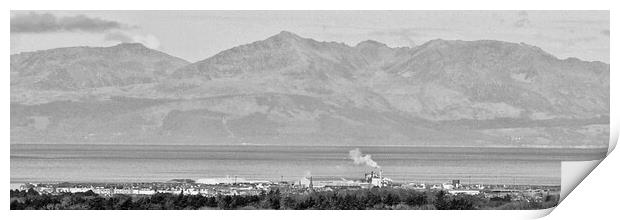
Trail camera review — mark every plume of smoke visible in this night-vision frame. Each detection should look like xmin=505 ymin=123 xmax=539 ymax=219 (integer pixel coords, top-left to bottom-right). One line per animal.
xmin=348 ymin=148 xmax=380 ymax=169
xmin=299 ymin=170 xmax=313 ymax=184
xmin=303 ymin=170 xmax=312 ymax=178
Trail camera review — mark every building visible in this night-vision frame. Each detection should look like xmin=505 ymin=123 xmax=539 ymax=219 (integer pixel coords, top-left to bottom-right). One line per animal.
xmin=452 ymin=180 xmax=461 ymax=188
xmin=448 ymin=190 xmax=480 ymax=195
xmin=113 ymin=188 xmax=134 ymax=195
xmin=442 ymin=183 xmax=455 ymax=190
xmin=69 ymin=187 xmax=92 ymax=193
xmin=364 ymin=170 xmax=392 ymax=188
xmin=136 ymin=189 xmax=156 ymax=195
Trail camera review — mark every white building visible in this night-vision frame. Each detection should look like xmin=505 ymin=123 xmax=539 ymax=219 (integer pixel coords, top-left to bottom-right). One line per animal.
xmin=365 ymin=170 xmax=391 ymax=188
xmin=69 ymin=187 xmax=93 ymax=193
xmin=136 ymin=189 xmax=156 ymax=195
xmin=448 ymin=190 xmax=480 ymax=195
xmin=113 ymin=188 xmax=134 ymax=195
xmin=442 ymin=183 xmax=455 ymax=190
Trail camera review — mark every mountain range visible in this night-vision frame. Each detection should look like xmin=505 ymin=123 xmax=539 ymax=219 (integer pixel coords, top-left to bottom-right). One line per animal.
xmin=10 ymin=31 xmax=610 ymax=147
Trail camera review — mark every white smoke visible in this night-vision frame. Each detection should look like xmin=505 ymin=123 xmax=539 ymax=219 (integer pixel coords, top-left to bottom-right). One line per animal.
xmin=299 ymin=170 xmax=313 ymax=186
xmin=348 ymin=148 xmax=380 ymax=169
xmin=303 ymin=170 xmax=312 ymax=178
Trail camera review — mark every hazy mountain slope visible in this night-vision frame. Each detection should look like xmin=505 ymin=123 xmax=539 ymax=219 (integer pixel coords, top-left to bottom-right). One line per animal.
xmin=173 ymin=31 xmax=370 ymax=81
xmin=368 ymin=39 xmax=609 ymax=121
xmin=9 ymin=32 xmax=610 ymax=147
xmin=11 ymin=43 xmax=190 ymax=90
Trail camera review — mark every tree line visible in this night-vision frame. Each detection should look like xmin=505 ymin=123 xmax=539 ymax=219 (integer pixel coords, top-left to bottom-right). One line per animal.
xmin=10 ymin=188 xmax=558 ymax=210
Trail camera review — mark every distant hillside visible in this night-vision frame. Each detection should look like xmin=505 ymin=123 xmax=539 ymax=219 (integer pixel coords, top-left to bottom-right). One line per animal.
xmin=11 ymin=43 xmax=189 ymax=90
xmin=172 ymin=31 xmax=372 ymax=81
xmin=10 ymin=32 xmax=610 ymax=147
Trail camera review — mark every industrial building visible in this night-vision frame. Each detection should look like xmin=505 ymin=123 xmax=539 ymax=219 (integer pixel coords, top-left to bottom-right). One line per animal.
xmin=363 ymin=170 xmax=392 ymax=188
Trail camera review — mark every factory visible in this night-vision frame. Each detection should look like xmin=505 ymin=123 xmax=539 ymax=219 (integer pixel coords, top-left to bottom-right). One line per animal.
xmin=362 ymin=170 xmax=392 ymax=188
xmin=295 ymin=170 xmax=393 ymax=190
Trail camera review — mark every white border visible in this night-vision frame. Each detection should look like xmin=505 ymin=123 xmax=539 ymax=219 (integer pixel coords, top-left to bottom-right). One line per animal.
xmin=3 ymin=0 xmax=617 ymax=10
xmin=3 ymin=1 xmax=617 ymax=219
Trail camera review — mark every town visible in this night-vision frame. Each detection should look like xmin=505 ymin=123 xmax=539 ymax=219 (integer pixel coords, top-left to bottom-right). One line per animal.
xmin=13 ymin=170 xmax=559 ymax=205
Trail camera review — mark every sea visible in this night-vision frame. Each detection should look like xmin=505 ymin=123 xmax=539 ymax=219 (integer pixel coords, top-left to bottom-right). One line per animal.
xmin=10 ymin=144 xmax=608 ymax=186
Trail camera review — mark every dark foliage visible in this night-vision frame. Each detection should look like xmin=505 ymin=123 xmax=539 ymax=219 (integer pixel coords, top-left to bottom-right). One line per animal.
xmin=9 ymin=188 xmax=558 ymax=210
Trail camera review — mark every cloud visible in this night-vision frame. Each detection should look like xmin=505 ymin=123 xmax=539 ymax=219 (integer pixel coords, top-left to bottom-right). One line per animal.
xmin=11 ymin=12 xmax=131 ymax=33
xmin=601 ymin=29 xmax=610 ymax=37
xmin=104 ymin=31 xmax=161 ymax=49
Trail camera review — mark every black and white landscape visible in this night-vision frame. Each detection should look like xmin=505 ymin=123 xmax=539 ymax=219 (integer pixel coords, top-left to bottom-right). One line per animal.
xmin=9 ymin=11 xmax=610 ymax=210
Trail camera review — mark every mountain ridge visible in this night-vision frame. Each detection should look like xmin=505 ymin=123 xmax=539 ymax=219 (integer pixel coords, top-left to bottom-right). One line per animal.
xmin=10 ymin=31 xmax=610 ymax=147
xmin=11 ymin=43 xmax=190 ymax=90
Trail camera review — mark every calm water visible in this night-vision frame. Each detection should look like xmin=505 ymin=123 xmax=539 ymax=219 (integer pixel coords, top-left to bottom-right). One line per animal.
xmin=10 ymin=144 xmax=607 ymax=185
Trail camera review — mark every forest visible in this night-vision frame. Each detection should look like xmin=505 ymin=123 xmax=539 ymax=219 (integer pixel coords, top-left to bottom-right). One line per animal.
xmin=10 ymin=188 xmax=558 ymax=210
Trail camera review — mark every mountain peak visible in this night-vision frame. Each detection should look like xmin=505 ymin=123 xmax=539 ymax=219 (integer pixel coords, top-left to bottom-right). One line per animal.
xmin=112 ymin=42 xmax=150 ymax=50
xmin=269 ymin=31 xmax=303 ymax=41
xmin=116 ymin=42 xmax=145 ymax=46
xmin=415 ymin=39 xmax=557 ymax=59
xmin=11 ymin=33 xmax=610 ymax=146
xmin=422 ymin=38 xmax=451 ymax=47
xmin=356 ymin=40 xmax=388 ymax=48
xmin=11 ymin=42 xmax=189 ymax=90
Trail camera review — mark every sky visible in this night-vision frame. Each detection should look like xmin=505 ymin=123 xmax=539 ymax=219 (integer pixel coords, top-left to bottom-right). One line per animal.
xmin=10 ymin=11 xmax=610 ymax=63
